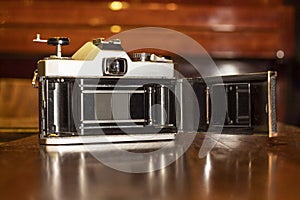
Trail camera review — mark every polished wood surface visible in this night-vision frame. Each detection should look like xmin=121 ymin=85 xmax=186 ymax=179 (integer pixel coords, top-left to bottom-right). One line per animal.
xmin=0 ymin=1 xmax=294 ymax=58
xmin=0 ymin=123 xmax=300 ymax=200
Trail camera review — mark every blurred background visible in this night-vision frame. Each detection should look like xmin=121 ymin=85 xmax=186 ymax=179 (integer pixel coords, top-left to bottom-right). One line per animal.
xmin=0 ymin=0 xmax=299 ymax=130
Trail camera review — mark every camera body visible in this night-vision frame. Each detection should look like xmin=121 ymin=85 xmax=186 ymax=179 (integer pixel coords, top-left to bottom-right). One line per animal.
xmin=34 ymin=36 xmax=277 ymax=145
xmin=36 ymin=38 xmax=178 ymax=144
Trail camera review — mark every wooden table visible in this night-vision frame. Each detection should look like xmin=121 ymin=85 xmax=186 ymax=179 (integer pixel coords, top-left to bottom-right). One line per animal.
xmin=1 ymin=123 xmax=300 ymax=200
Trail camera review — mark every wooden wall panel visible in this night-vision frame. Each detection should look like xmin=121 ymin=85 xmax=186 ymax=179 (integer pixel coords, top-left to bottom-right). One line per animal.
xmin=0 ymin=2 xmax=294 ymax=58
xmin=0 ymin=0 xmax=294 ymax=126
xmin=0 ymin=27 xmax=283 ymax=58
xmin=0 ymin=0 xmax=285 ymax=6
xmin=0 ymin=3 xmax=284 ymax=28
xmin=0 ymin=78 xmax=38 ymax=128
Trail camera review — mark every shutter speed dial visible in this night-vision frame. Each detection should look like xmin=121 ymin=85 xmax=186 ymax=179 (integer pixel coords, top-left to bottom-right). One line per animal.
xmin=131 ymin=53 xmax=173 ymax=63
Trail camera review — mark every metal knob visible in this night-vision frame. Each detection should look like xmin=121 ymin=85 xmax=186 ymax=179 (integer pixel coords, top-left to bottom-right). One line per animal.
xmin=131 ymin=53 xmax=151 ymax=62
xmin=47 ymin=37 xmax=69 ymax=46
xmin=47 ymin=37 xmax=69 ymax=58
xmin=33 ymin=34 xmax=70 ymax=58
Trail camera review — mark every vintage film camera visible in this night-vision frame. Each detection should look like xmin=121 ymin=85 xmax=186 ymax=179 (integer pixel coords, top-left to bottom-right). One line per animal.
xmin=32 ymin=35 xmax=277 ymax=145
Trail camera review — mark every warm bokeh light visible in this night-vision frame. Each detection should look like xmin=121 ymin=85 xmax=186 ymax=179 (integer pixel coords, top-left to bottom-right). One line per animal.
xmin=110 ymin=25 xmax=122 ymax=33
xmin=166 ymin=3 xmax=178 ymax=11
xmin=108 ymin=1 xmax=129 ymax=11
xmin=276 ymin=50 xmax=285 ymax=59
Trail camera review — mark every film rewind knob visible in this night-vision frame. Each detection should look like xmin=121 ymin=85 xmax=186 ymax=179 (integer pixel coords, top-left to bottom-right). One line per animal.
xmin=47 ymin=37 xmax=69 ymax=58
xmin=33 ymin=34 xmax=70 ymax=58
xmin=47 ymin=37 xmax=70 ymax=46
